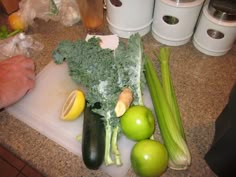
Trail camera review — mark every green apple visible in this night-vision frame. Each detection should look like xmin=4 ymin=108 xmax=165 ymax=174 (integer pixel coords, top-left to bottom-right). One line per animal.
xmin=120 ymin=105 xmax=155 ymax=141
xmin=131 ymin=139 xmax=169 ymax=177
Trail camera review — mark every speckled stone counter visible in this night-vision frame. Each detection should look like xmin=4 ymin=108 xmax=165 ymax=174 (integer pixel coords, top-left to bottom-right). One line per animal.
xmin=0 ymin=18 xmax=235 ymax=177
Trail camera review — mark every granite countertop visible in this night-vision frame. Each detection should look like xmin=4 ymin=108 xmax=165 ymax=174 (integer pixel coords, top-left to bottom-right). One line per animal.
xmin=0 ymin=18 xmax=235 ymax=177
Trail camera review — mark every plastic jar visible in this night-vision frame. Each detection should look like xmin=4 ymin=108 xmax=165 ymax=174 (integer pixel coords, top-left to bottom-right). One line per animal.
xmin=106 ymin=0 xmax=155 ymax=38
xmin=152 ymin=0 xmax=205 ymax=46
xmin=193 ymin=3 xmax=236 ymax=56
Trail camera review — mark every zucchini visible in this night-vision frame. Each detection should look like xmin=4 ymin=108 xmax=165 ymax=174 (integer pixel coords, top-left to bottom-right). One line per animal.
xmin=82 ymin=102 xmax=105 ymax=170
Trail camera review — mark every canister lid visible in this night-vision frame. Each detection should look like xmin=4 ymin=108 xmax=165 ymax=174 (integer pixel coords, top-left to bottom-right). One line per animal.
xmin=208 ymin=0 xmax=236 ymax=21
xmin=169 ymin=0 xmax=196 ymax=2
xmin=164 ymin=0 xmax=205 ymax=7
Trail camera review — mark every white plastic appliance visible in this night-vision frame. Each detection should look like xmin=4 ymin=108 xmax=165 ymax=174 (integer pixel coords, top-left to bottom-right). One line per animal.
xmin=193 ymin=3 xmax=236 ymax=56
xmin=106 ymin=0 xmax=155 ymax=38
xmin=152 ymin=0 xmax=205 ymax=46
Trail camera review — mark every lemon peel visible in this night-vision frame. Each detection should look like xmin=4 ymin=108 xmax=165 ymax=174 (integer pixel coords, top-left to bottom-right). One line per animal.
xmin=61 ymin=90 xmax=85 ymax=121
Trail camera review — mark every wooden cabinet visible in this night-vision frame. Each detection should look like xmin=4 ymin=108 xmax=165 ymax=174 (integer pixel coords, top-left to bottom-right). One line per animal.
xmin=0 ymin=0 xmax=21 ymax=14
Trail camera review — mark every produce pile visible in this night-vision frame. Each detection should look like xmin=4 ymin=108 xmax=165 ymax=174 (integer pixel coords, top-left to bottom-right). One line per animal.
xmin=52 ymin=34 xmax=191 ymax=177
xmin=53 ymin=34 xmax=146 ymax=166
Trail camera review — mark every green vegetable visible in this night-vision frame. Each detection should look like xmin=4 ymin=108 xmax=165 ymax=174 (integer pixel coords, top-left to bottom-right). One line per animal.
xmin=0 ymin=25 xmax=22 ymax=40
xmin=154 ymin=48 xmax=185 ymax=139
xmin=49 ymin=0 xmax=59 ymax=15
xmin=82 ymin=103 xmax=105 ymax=170
xmin=144 ymin=48 xmax=191 ymax=170
xmin=114 ymin=34 xmax=145 ymax=105
xmin=52 ymin=34 xmax=145 ymax=166
xmin=0 ymin=26 xmax=8 ymax=39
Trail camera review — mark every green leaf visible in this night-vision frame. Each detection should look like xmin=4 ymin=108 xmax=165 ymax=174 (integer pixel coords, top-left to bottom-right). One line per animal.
xmin=0 ymin=25 xmax=8 ymax=39
xmin=0 ymin=25 xmax=8 ymax=33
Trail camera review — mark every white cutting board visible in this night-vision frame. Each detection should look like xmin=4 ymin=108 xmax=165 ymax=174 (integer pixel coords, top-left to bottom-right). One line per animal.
xmin=6 ymin=36 xmax=155 ymax=177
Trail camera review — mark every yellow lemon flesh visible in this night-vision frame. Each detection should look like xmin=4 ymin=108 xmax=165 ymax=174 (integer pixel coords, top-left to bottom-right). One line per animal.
xmin=8 ymin=12 xmax=25 ymax=31
xmin=61 ymin=90 xmax=85 ymax=121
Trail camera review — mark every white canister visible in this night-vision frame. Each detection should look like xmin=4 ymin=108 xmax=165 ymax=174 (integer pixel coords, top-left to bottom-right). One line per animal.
xmin=152 ymin=0 xmax=205 ymax=46
xmin=106 ymin=0 xmax=155 ymax=38
xmin=193 ymin=5 xmax=236 ymax=56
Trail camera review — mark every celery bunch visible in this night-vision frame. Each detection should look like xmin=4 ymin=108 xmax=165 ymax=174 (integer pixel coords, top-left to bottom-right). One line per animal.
xmin=144 ymin=47 xmax=191 ymax=170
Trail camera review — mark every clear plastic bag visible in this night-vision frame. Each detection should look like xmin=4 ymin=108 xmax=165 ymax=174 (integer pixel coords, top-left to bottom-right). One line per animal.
xmin=18 ymin=0 xmax=80 ymax=29
xmin=58 ymin=0 xmax=81 ymax=26
xmin=0 ymin=33 xmax=44 ymax=60
xmin=18 ymin=0 xmax=59 ymax=29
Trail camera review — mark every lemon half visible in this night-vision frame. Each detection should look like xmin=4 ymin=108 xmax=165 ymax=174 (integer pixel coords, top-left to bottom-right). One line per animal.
xmin=61 ymin=90 xmax=85 ymax=121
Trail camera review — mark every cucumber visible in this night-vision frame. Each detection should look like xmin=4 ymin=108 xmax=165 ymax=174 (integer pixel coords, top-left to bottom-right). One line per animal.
xmin=82 ymin=102 xmax=105 ymax=170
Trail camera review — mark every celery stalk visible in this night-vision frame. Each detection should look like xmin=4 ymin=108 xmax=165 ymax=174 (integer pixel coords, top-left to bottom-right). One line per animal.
xmin=155 ymin=48 xmax=185 ymax=139
xmin=144 ymin=55 xmax=191 ymax=170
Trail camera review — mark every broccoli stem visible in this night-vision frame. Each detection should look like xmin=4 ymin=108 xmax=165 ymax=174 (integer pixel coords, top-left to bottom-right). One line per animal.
xmin=104 ymin=112 xmax=114 ymax=166
xmin=111 ymin=125 xmax=122 ymax=166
